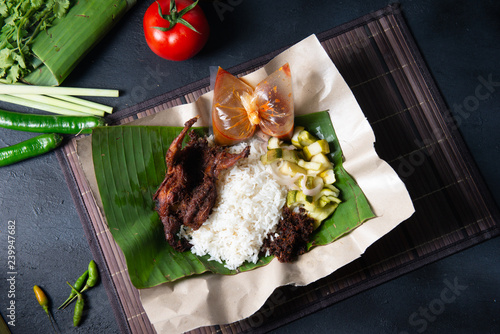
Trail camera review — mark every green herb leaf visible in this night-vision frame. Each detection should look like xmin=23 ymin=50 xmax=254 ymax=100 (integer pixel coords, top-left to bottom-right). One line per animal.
xmin=52 ymin=0 xmax=70 ymax=18
xmin=0 ymin=3 xmax=9 ymax=18
xmin=31 ymin=0 xmax=45 ymax=9
xmin=0 ymin=48 xmax=15 ymax=68
xmin=6 ymin=64 xmax=20 ymax=83
xmin=0 ymin=0 xmax=73 ymax=83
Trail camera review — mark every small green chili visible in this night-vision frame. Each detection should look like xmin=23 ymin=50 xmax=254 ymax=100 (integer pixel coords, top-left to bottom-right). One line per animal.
xmin=62 ymin=260 xmax=99 ymax=309
xmin=66 ymin=282 xmax=84 ymax=327
xmin=84 ymin=260 xmax=99 ymax=289
xmin=58 ymin=270 xmax=88 ymax=309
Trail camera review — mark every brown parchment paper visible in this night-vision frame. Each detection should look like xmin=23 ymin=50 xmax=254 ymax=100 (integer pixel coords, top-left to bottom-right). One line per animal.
xmin=76 ymin=34 xmax=414 ymax=333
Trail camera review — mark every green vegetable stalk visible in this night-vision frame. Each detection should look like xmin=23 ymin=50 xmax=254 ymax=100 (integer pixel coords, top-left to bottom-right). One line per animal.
xmin=0 ymin=0 xmax=136 ymax=86
xmin=0 ymin=0 xmax=72 ymax=83
xmin=23 ymin=0 xmax=137 ymax=86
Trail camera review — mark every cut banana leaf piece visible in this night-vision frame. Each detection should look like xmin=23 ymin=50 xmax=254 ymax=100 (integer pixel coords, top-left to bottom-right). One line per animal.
xmin=23 ymin=0 xmax=136 ymax=86
xmin=92 ymin=111 xmax=375 ymax=288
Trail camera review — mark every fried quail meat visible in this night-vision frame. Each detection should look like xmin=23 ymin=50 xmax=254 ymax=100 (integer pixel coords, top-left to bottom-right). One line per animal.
xmin=153 ymin=117 xmax=251 ymax=252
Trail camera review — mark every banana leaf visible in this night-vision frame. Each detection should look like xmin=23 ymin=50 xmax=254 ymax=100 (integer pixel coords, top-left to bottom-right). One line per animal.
xmin=22 ymin=0 xmax=136 ymax=86
xmin=92 ymin=111 xmax=375 ymax=288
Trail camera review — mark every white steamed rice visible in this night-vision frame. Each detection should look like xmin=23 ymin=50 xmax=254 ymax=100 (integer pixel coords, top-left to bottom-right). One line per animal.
xmin=184 ymin=137 xmax=287 ymax=270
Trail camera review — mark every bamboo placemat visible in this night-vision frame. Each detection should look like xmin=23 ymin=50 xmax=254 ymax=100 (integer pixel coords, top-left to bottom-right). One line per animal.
xmin=57 ymin=4 xmax=499 ymax=333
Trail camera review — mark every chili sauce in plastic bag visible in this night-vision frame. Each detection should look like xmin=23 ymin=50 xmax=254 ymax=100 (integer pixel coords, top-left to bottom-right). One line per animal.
xmin=211 ymin=63 xmax=294 ymax=146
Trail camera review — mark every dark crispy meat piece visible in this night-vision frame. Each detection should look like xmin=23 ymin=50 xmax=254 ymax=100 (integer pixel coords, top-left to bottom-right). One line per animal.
xmin=262 ymin=206 xmax=315 ymax=262
xmin=153 ymin=117 xmax=250 ymax=252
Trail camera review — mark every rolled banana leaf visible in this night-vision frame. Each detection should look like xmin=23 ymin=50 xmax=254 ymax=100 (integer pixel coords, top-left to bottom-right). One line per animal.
xmin=92 ymin=111 xmax=375 ymax=288
xmin=23 ymin=0 xmax=136 ymax=86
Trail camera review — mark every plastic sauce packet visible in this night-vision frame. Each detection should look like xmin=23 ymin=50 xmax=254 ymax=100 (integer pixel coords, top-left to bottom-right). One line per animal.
xmin=211 ymin=63 xmax=294 ymax=146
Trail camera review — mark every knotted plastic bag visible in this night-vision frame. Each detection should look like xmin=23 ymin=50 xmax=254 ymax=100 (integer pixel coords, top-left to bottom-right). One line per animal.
xmin=211 ymin=63 xmax=294 ymax=145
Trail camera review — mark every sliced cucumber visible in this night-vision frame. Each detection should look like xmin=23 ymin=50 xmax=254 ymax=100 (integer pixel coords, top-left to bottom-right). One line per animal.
xmin=287 ymin=189 xmax=314 ymax=208
xmin=319 ymin=168 xmax=336 ymax=184
xmin=291 ymin=126 xmax=305 ymax=148
xmin=260 ymin=148 xmax=299 ymax=164
xmin=303 ymin=139 xmax=330 ymax=160
xmin=288 ymin=190 xmax=313 ymax=206
xmin=287 ymin=190 xmax=298 ymax=207
xmin=323 ymin=184 xmax=340 ymax=197
xmin=298 ymin=159 xmax=322 ymax=171
xmin=263 ymin=125 xmax=340 ymax=229
xmin=298 ymin=130 xmax=318 ymax=147
xmin=304 ymin=202 xmax=339 ymax=228
xmin=304 ymin=175 xmax=316 ymax=189
xmin=310 ymin=153 xmax=333 ymax=171
xmin=317 ymin=196 xmax=332 ymax=208
xmin=325 ymin=196 xmax=342 ymax=204
xmin=297 ymin=191 xmax=314 ymax=204
xmin=279 ymin=160 xmax=307 ymax=176
xmin=318 ymin=187 xmax=337 ymax=198
xmin=267 ymin=136 xmax=282 ymax=149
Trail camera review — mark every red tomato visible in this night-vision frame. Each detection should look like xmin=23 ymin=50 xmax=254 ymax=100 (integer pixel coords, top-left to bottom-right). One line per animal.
xmin=143 ymin=0 xmax=210 ymax=61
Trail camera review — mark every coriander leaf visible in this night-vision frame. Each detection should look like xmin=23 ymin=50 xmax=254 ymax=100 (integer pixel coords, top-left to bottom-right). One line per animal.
xmin=0 ymin=48 xmax=15 ymax=68
xmin=13 ymin=51 xmax=26 ymax=69
xmin=0 ymin=3 xmax=9 ymax=18
xmin=19 ymin=1 xmax=32 ymax=14
xmin=6 ymin=64 xmax=20 ymax=83
xmin=53 ymin=0 xmax=70 ymax=18
xmin=4 ymin=13 xmax=16 ymax=26
xmin=0 ymin=0 xmax=73 ymax=83
xmin=31 ymin=0 xmax=45 ymax=9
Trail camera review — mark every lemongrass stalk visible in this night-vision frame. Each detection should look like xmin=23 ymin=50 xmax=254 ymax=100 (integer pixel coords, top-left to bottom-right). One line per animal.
xmin=9 ymin=94 xmax=105 ymax=117
xmin=0 ymin=95 xmax=89 ymax=116
xmin=0 ymin=80 xmax=114 ymax=114
xmin=50 ymin=95 xmax=113 ymax=114
xmin=0 ymin=85 xmax=119 ymax=97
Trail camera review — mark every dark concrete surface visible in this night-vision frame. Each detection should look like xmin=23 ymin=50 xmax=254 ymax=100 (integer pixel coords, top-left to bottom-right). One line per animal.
xmin=0 ymin=0 xmax=498 ymax=333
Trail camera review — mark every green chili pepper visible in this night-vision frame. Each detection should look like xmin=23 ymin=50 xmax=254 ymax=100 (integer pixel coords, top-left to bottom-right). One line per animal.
xmin=84 ymin=260 xmax=99 ymax=289
xmin=62 ymin=260 xmax=99 ymax=309
xmin=33 ymin=285 xmax=57 ymax=333
xmin=0 ymin=133 xmax=63 ymax=167
xmin=0 ymin=109 xmax=105 ymax=134
xmin=66 ymin=282 xmax=84 ymax=327
xmin=58 ymin=270 xmax=88 ymax=310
